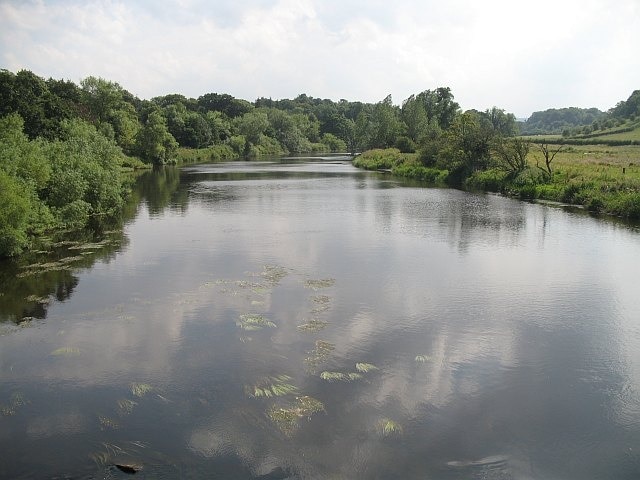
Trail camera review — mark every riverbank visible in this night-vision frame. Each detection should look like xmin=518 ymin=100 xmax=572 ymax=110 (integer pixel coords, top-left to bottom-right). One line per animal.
xmin=353 ymin=147 xmax=640 ymax=220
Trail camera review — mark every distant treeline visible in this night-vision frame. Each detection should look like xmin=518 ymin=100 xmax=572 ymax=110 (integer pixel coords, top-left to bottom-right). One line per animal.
xmin=519 ymin=90 xmax=640 ymax=136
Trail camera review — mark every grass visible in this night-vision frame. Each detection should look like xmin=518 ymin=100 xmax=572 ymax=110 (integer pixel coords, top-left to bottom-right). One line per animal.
xmin=355 ymin=146 xmax=640 ymax=220
xmin=175 ymin=145 xmax=238 ymax=164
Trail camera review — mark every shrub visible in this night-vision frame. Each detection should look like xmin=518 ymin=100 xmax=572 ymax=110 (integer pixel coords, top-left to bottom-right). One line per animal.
xmin=465 ymin=168 xmax=508 ymax=192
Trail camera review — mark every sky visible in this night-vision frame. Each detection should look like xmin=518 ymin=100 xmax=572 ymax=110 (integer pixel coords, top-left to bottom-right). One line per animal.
xmin=0 ymin=0 xmax=638 ymax=118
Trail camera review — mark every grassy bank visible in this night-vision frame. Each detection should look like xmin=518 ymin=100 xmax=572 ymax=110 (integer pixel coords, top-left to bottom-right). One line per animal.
xmin=353 ymin=147 xmax=640 ymax=220
xmin=353 ymin=149 xmax=449 ymax=184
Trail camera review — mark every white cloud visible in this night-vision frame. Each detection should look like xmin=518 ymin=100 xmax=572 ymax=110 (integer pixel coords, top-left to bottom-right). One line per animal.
xmin=0 ymin=0 xmax=638 ymax=117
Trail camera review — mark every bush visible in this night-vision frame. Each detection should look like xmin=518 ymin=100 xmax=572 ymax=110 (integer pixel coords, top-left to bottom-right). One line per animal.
xmin=393 ymin=162 xmax=448 ymax=183
xmin=465 ymin=168 xmax=508 ymax=192
xmin=395 ymin=136 xmax=416 ymax=153
xmin=0 ymin=171 xmax=31 ymax=256
xmin=353 ymin=148 xmax=405 ymax=170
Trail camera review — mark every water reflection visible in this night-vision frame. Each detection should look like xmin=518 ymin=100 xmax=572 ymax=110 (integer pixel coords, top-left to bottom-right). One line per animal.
xmin=1 ymin=158 xmax=640 ymax=479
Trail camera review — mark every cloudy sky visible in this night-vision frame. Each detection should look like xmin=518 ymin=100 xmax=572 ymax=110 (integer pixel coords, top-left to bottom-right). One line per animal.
xmin=1 ymin=0 xmax=638 ymax=118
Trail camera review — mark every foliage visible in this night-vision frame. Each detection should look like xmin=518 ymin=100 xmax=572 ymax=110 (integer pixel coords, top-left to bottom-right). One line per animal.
xmin=135 ymin=110 xmax=179 ymax=164
xmin=491 ymin=137 xmax=530 ymax=174
xmin=520 ymin=107 xmax=605 ymax=135
xmin=0 ymin=113 xmax=131 ymax=257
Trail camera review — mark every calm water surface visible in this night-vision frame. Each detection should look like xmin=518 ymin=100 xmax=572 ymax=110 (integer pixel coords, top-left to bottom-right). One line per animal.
xmin=1 ymin=156 xmax=640 ymax=479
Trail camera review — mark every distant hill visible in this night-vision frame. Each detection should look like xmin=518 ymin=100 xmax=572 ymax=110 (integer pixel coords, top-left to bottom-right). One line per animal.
xmin=519 ymin=107 xmax=605 ymax=135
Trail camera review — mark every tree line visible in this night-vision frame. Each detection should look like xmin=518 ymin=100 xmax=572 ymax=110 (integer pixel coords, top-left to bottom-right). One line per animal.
xmin=0 ymin=68 xmax=522 ymax=257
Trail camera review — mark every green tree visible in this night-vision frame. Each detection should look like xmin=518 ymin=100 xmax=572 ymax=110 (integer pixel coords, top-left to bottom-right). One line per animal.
xmin=135 ymin=110 xmax=178 ymax=164
xmin=491 ymin=137 xmax=530 ymax=174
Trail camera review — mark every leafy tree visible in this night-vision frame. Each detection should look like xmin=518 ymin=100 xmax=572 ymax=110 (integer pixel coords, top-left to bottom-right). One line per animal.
xmin=135 ymin=110 xmax=178 ymax=164
xmin=236 ymin=111 xmax=269 ymax=147
xmin=491 ymin=137 xmax=530 ymax=174
xmin=80 ymin=76 xmax=125 ymax=123
xmin=483 ymin=107 xmax=517 ymax=136
xmin=197 ymin=93 xmax=253 ymax=118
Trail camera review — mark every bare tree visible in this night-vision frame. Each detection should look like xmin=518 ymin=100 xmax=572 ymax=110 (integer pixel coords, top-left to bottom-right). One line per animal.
xmin=536 ymin=143 xmax=565 ymax=175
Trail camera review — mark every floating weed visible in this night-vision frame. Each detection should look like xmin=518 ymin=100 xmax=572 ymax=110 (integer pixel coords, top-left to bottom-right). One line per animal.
xmin=51 ymin=347 xmax=81 ymax=356
xmin=355 ymin=363 xmax=379 ymax=373
xmin=90 ymin=450 xmax=111 ymax=468
xmin=117 ymin=398 xmax=137 ymax=415
xmin=261 ymin=265 xmax=289 ymax=285
xmin=297 ymin=318 xmax=329 ymax=333
xmin=310 ymin=294 xmax=331 ymax=313
xmin=304 ymin=278 xmax=336 ymax=290
xmin=130 ymin=383 xmax=153 ymax=398
xmin=415 ymin=355 xmax=431 ymax=363
xmin=267 ymin=395 xmax=325 ymax=436
xmin=236 ymin=314 xmax=276 ymax=331
xmin=251 ymin=286 xmax=271 ymax=296
xmin=304 ymin=340 xmax=335 ymax=372
xmin=379 ymin=418 xmax=403 ymax=437
xmin=99 ymin=415 xmax=119 ymax=430
xmin=320 ymin=371 xmax=363 ymax=382
xmin=246 ymin=375 xmax=298 ymax=398
xmin=1 ymin=392 xmax=27 ymax=416
xmin=25 ymin=294 xmax=50 ymax=304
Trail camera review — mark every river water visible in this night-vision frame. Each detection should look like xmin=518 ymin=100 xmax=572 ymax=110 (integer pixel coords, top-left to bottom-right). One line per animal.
xmin=1 ymin=156 xmax=640 ymax=479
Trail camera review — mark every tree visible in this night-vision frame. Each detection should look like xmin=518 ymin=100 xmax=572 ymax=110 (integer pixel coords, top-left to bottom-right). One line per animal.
xmin=483 ymin=107 xmax=517 ymax=136
xmin=80 ymin=76 xmax=124 ymax=123
xmin=536 ymin=143 xmax=565 ymax=175
xmin=491 ymin=137 xmax=530 ymax=174
xmin=135 ymin=110 xmax=178 ymax=164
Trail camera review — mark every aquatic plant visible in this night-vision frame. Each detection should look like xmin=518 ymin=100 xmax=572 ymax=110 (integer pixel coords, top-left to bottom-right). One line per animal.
xmin=51 ymin=347 xmax=81 ymax=356
xmin=304 ymin=278 xmax=336 ymax=290
xmin=297 ymin=318 xmax=329 ymax=333
xmin=355 ymin=363 xmax=379 ymax=373
xmin=0 ymin=392 xmax=26 ymax=416
xmin=236 ymin=314 xmax=276 ymax=331
xmin=130 ymin=383 xmax=153 ymax=398
xmin=304 ymin=340 xmax=335 ymax=371
xmin=320 ymin=371 xmax=363 ymax=382
xmin=310 ymin=294 xmax=331 ymax=313
xmin=379 ymin=418 xmax=403 ymax=436
xmin=25 ymin=294 xmax=50 ymax=304
xmin=267 ymin=395 xmax=325 ymax=436
xmin=261 ymin=265 xmax=289 ymax=285
xmin=99 ymin=415 xmax=119 ymax=430
xmin=117 ymin=398 xmax=137 ymax=415
xmin=246 ymin=375 xmax=298 ymax=398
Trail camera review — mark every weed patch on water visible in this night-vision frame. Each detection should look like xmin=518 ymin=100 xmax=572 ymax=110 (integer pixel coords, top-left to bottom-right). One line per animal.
xmin=267 ymin=395 xmax=325 ymax=436
xmin=246 ymin=375 xmax=298 ymax=398
xmin=297 ymin=318 xmax=329 ymax=333
xmin=98 ymin=415 xmax=119 ymax=430
xmin=415 ymin=355 xmax=431 ymax=363
xmin=1 ymin=392 xmax=27 ymax=416
xmin=355 ymin=363 xmax=379 ymax=373
xmin=304 ymin=278 xmax=336 ymax=290
xmin=260 ymin=265 xmax=290 ymax=285
xmin=379 ymin=418 xmax=403 ymax=437
xmin=51 ymin=347 xmax=81 ymax=356
xmin=25 ymin=294 xmax=50 ymax=304
xmin=310 ymin=295 xmax=332 ymax=314
xmin=130 ymin=383 xmax=153 ymax=398
xmin=117 ymin=398 xmax=137 ymax=415
xmin=236 ymin=314 xmax=276 ymax=331
xmin=304 ymin=340 xmax=335 ymax=372
xmin=320 ymin=371 xmax=362 ymax=382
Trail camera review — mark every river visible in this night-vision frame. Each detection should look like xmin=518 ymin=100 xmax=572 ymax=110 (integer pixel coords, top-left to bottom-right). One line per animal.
xmin=1 ymin=156 xmax=640 ymax=479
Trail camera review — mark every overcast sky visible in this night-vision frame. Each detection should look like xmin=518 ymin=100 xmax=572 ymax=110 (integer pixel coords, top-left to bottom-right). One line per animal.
xmin=1 ymin=0 xmax=638 ymax=118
